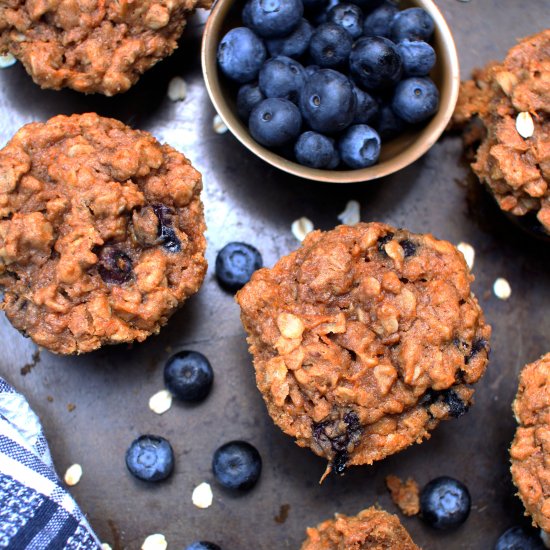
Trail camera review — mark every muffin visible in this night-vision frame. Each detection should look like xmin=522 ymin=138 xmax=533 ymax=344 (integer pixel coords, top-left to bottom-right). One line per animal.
xmin=236 ymin=223 xmax=491 ymax=474
xmin=0 ymin=113 xmax=207 ymax=354
xmin=511 ymin=353 xmax=550 ymax=532
xmin=0 ymin=0 xmax=210 ymax=95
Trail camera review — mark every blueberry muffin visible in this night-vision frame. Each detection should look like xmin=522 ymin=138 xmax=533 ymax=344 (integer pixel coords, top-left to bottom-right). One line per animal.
xmin=300 ymin=507 xmax=419 ymax=550
xmin=236 ymin=223 xmax=490 ymax=474
xmin=0 ymin=113 xmax=206 ymax=354
xmin=511 ymin=353 xmax=550 ymax=532
xmin=0 ymin=0 xmax=210 ymax=95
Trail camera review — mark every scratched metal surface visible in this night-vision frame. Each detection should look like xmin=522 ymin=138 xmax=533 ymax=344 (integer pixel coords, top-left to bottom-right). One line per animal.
xmin=0 ymin=1 xmax=549 ymax=548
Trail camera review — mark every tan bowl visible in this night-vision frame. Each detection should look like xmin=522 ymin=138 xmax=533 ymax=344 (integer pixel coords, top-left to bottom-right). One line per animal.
xmin=202 ymin=0 xmax=459 ymax=183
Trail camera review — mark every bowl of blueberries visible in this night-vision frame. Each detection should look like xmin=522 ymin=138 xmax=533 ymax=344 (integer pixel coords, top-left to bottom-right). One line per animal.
xmin=202 ymin=0 xmax=459 ymax=183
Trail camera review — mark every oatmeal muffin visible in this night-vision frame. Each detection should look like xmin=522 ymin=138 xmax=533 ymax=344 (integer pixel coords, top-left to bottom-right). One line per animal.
xmin=510 ymin=353 xmax=550 ymax=532
xmin=453 ymin=30 xmax=550 ymax=234
xmin=0 ymin=113 xmax=206 ymax=354
xmin=236 ymin=223 xmax=490 ymax=474
xmin=0 ymin=0 xmax=210 ymax=95
xmin=300 ymin=507 xmax=419 ymax=550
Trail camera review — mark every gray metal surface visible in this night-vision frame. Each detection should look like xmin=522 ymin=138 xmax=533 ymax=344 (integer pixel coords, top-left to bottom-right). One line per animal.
xmin=0 ymin=1 xmax=549 ymax=548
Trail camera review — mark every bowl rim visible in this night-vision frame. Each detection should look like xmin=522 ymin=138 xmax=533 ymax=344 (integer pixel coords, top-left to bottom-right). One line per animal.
xmin=201 ymin=0 xmax=460 ymax=184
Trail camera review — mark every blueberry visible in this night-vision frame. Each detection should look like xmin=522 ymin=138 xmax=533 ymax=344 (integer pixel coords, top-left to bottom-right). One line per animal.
xmin=374 ymin=102 xmax=405 ymax=140
xmin=259 ymin=56 xmax=306 ymax=103
xmin=266 ymin=19 xmax=313 ymax=58
xmin=237 ymin=83 xmax=265 ymax=121
xmin=363 ymin=2 xmax=398 ymax=38
xmin=352 ymin=85 xmax=378 ymax=124
xmin=294 ymin=131 xmax=338 ymax=169
xmin=420 ymin=476 xmax=471 ymax=530
xmin=443 ymin=389 xmax=468 ymax=418
xmin=247 ymin=0 xmax=303 ymax=38
xmin=217 ymin=27 xmax=267 ymax=83
xmin=125 ymin=435 xmax=174 ymax=482
xmin=349 ymin=36 xmax=403 ymax=91
xmin=215 ymin=242 xmax=263 ymax=292
xmin=185 ymin=543 xmax=222 ymax=550
xmin=299 ymin=69 xmax=356 ymax=133
xmin=338 ymin=124 xmax=381 ymax=168
xmin=495 ymin=526 xmax=545 ymax=550
xmin=305 ymin=64 xmax=320 ymax=77
xmin=249 ymin=98 xmax=302 ymax=147
xmin=242 ymin=1 xmax=253 ymax=26
xmin=212 ymin=441 xmax=262 ymax=490
xmin=309 ymin=23 xmax=353 ymax=69
xmin=400 ymin=238 xmax=417 ymax=257
xmin=153 ymin=204 xmax=181 ymax=253
xmin=327 ymin=3 xmax=364 ymax=39
xmin=98 ymin=248 xmax=133 ymax=284
xmin=392 ymin=76 xmax=439 ymax=123
xmin=391 ymin=7 xmax=435 ymax=42
xmin=164 ymin=350 xmax=214 ymax=402
xmin=397 ymin=39 xmax=436 ymax=76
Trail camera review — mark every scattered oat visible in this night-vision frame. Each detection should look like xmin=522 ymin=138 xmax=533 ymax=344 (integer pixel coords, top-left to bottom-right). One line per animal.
xmin=213 ymin=114 xmax=228 ymax=135
xmin=540 ymin=529 xmax=550 ymax=548
xmin=167 ymin=76 xmax=187 ymax=102
xmin=274 ymin=503 xmax=290 ymax=524
xmin=385 ymin=475 xmax=420 ymax=516
xmin=493 ymin=277 xmax=512 ymax=300
xmin=141 ymin=534 xmax=167 ymax=550
xmin=64 ymin=464 xmax=83 ymax=486
xmin=337 ymin=200 xmax=361 ymax=226
xmin=101 ymin=544 xmax=113 ymax=550
xmin=516 ymin=111 xmax=534 ymax=139
xmin=148 ymin=389 xmax=172 ymax=415
xmin=0 ymin=53 xmax=16 ymax=69
xmin=291 ymin=217 xmax=314 ymax=242
xmin=67 ymin=403 xmax=76 ymax=412
xmin=192 ymin=481 xmax=213 ymax=509
xmin=457 ymin=242 xmax=475 ymax=270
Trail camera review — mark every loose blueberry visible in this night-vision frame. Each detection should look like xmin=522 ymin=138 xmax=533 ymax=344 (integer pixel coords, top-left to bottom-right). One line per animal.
xmin=495 ymin=526 xmax=545 ymax=550
xmin=374 ymin=102 xmax=405 ymax=141
xmin=247 ymin=0 xmax=303 ymax=38
xmin=237 ymin=83 xmax=265 ymax=121
xmin=164 ymin=350 xmax=214 ymax=402
xmin=392 ymin=76 xmax=439 ymax=123
xmin=309 ymin=23 xmax=353 ymax=69
xmin=398 ymin=39 xmax=436 ymax=76
xmin=185 ymin=543 xmax=222 ymax=550
xmin=420 ymin=476 xmax=471 ymax=530
xmin=217 ymin=27 xmax=267 ymax=83
xmin=299 ymin=68 xmax=356 ymax=133
xmin=349 ymin=36 xmax=403 ymax=91
xmin=338 ymin=124 xmax=381 ymax=168
xmin=391 ymin=7 xmax=435 ymax=42
xmin=125 ymin=435 xmax=174 ymax=482
xmin=98 ymin=248 xmax=133 ymax=284
xmin=363 ymin=2 xmax=398 ymax=38
xmin=212 ymin=441 xmax=262 ymax=490
xmin=327 ymin=3 xmax=364 ymax=39
xmin=153 ymin=204 xmax=181 ymax=253
xmin=242 ymin=1 xmax=253 ymax=26
xmin=249 ymin=98 xmax=302 ymax=147
xmin=259 ymin=56 xmax=306 ymax=103
xmin=295 ymin=131 xmax=338 ymax=169
xmin=266 ymin=19 xmax=313 ymax=58
xmin=215 ymin=241 xmax=263 ymax=292
xmin=352 ymin=85 xmax=379 ymax=125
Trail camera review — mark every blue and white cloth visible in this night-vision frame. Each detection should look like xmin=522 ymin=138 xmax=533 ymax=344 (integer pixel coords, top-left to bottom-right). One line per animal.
xmin=0 ymin=378 xmax=100 ymax=549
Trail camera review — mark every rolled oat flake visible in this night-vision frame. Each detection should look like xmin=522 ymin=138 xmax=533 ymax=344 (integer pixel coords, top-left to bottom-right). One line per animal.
xmin=516 ymin=111 xmax=534 ymax=138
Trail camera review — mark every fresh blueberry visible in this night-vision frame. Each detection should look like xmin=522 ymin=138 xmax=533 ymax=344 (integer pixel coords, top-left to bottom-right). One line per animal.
xmin=266 ymin=18 xmax=313 ymax=58
xmin=338 ymin=124 xmax=381 ymax=168
xmin=495 ymin=526 xmax=545 ymax=550
xmin=420 ymin=476 xmax=471 ymax=530
xmin=259 ymin=56 xmax=306 ymax=103
xmin=391 ymin=7 xmax=435 ymax=42
xmin=363 ymin=2 xmax=398 ymax=38
xmin=375 ymin=102 xmax=405 ymax=140
xmin=247 ymin=0 xmax=303 ymax=38
xmin=392 ymin=76 xmax=439 ymax=123
xmin=185 ymin=543 xmax=222 ymax=550
xmin=349 ymin=36 xmax=403 ymax=91
xmin=305 ymin=64 xmax=320 ymax=77
xmin=242 ymin=1 xmax=253 ymax=26
xmin=352 ymin=85 xmax=378 ymax=124
xmin=398 ymin=39 xmax=436 ymax=76
xmin=125 ymin=435 xmax=174 ymax=482
xmin=212 ymin=441 xmax=262 ymax=490
xmin=294 ymin=131 xmax=338 ymax=168
xmin=164 ymin=350 xmax=214 ymax=402
xmin=309 ymin=23 xmax=353 ymax=68
xmin=237 ymin=83 xmax=265 ymax=121
xmin=98 ymin=248 xmax=133 ymax=284
xmin=249 ymin=98 xmax=302 ymax=147
xmin=215 ymin=242 xmax=263 ymax=292
xmin=327 ymin=3 xmax=364 ymax=39
xmin=299 ymin=68 xmax=356 ymax=133
xmin=217 ymin=27 xmax=267 ymax=83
